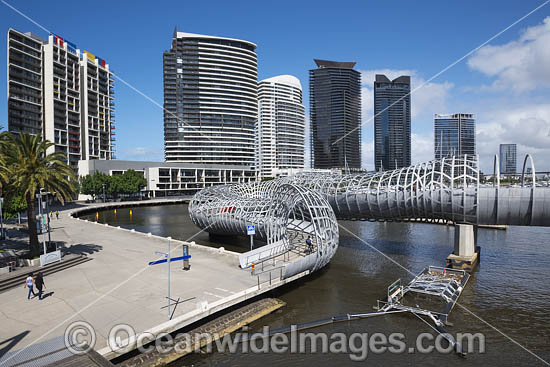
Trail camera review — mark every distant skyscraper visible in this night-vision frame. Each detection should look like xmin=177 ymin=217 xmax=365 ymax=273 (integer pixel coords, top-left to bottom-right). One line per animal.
xmin=499 ymin=143 xmax=517 ymax=174
xmin=309 ymin=59 xmax=361 ymax=169
xmin=374 ymin=75 xmax=411 ymax=171
xmin=7 ymin=28 xmax=115 ymax=170
xmin=434 ymin=113 xmax=476 ymax=159
xmin=163 ymin=29 xmax=257 ymax=166
xmin=257 ymin=75 xmax=305 ymax=178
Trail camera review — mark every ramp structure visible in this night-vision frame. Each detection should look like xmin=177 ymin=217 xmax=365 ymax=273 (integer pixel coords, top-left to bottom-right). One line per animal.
xmin=189 ymin=181 xmax=339 ymax=278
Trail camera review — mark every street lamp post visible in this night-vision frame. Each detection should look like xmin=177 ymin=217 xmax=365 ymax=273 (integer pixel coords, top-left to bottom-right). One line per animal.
xmin=37 ymin=191 xmax=46 ymax=255
xmin=44 ymin=192 xmax=51 ymax=244
xmin=0 ymin=197 xmax=4 ymax=241
xmin=102 ymin=183 xmax=106 ymax=203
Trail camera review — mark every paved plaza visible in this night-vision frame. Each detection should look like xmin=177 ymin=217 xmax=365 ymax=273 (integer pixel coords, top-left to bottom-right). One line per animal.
xmin=0 ymin=203 xmax=299 ymax=359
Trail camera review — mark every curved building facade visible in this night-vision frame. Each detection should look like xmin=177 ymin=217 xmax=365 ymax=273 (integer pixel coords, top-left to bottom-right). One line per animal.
xmin=257 ymin=75 xmax=305 ymax=178
xmin=163 ymin=29 xmax=257 ymax=166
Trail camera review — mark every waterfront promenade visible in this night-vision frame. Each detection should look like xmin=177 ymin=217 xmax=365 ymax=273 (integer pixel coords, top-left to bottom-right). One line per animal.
xmin=0 ymin=200 xmax=305 ymax=360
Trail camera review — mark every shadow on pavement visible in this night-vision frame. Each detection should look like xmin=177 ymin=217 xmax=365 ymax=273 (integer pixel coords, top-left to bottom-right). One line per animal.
xmin=0 ymin=330 xmax=30 ymax=359
xmin=40 ymin=291 xmax=54 ymax=300
xmin=60 ymin=243 xmax=103 ymax=256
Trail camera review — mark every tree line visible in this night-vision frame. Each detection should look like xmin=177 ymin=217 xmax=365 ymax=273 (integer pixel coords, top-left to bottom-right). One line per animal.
xmin=79 ymin=170 xmax=146 ymax=201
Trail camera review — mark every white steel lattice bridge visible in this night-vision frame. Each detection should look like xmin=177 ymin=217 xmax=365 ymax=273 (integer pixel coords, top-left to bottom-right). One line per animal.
xmin=189 ymin=155 xmax=550 ymax=278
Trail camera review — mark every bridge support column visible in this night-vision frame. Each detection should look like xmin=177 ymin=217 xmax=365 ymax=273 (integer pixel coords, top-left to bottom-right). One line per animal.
xmin=446 ymin=224 xmax=479 ymax=272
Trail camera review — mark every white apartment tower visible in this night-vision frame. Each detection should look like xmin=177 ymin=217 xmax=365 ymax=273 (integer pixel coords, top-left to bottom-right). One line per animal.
xmin=7 ymin=28 xmax=115 ymax=170
xmin=257 ymin=75 xmax=305 ymax=178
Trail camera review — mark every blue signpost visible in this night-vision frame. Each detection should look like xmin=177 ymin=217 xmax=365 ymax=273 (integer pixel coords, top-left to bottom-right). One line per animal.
xmin=148 ymin=237 xmax=191 ymax=319
xmin=247 ymin=224 xmax=255 ymax=251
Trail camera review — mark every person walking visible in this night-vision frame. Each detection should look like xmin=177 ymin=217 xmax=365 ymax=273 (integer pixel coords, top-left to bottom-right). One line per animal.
xmin=35 ymin=272 xmax=46 ymax=300
xmin=55 ymin=210 xmax=59 ymax=220
xmin=24 ymin=273 xmax=36 ymax=300
xmin=305 ymin=236 xmax=313 ymax=253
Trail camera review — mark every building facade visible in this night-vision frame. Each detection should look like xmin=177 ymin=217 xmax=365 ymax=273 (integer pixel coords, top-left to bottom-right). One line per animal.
xmin=434 ymin=113 xmax=476 ymax=159
xmin=257 ymin=75 xmax=305 ymax=178
xmin=374 ymin=74 xmax=411 ymax=171
xmin=7 ymin=29 xmax=115 ymax=170
xmin=499 ymin=143 xmax=517 ymax=175
xmin=78 ymin=159 xmax=255 ymax=198
xmin=163 ymin=29 xmax=257 ymax=167
xmin=309 ymin=59 xmax=361 ymax=169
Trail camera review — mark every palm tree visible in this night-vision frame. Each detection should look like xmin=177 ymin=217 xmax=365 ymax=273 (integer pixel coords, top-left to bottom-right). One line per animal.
xmin=0 ymin=132 xmax=77 ymax=257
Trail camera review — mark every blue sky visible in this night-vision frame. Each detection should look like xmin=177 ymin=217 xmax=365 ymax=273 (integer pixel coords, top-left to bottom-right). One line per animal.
xmin=1 ymin=0 xmax=550 ymax=172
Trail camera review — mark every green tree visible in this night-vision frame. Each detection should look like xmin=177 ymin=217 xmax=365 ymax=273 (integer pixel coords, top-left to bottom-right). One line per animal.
xmin=107 ymin=170 xmax=146 ymax=198
xmin=80 ymin=172 xmax=110 ymax=200
xmin=121 ymin=170 xmax=146 ymax=194
xmin=1 ymin=191 xmax=27 ymax=220
xmin=0 ymin=132 xmax=77 ymax=257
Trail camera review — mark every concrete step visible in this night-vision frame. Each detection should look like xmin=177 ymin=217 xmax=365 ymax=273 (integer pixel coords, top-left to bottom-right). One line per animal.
xmin=0 ymin=255 xmax=92 ymax=293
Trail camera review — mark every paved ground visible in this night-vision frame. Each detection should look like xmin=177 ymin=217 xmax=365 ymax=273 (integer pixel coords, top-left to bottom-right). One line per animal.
xmin=0 ymin=203 xmax=282 ymax=358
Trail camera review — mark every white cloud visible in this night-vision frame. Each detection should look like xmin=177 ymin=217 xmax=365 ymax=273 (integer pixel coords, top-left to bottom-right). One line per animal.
xmin=467 ymin=16 xmax=550 ymax=92
xmin=476 ymin=103 xmax=550 ymax=172
xmin=120 ymin=146 xmax=164 ymax=161
xmin=361 ymin=140 xmax=374 ymax=171
xmin=411 ymin=132 xmax=434 ymax=165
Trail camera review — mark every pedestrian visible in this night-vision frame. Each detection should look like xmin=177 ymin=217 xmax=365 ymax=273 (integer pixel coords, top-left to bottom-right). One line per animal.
xmin=35 ymin=272 xmax=46 ymax=300
xmin=24 ymin=273 xmax=36 ymax=300
xmin=55 ymin=210 xmax=59 ymax=220
xmin=305 ymin=236 xmax=313 ymax=253
xmin=49 ymin=211 xmax=53 ymax=219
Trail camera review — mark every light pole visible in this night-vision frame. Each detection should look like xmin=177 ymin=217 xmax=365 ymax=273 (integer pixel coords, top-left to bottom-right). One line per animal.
xmin=44 ymin=191 xmax=52 ymax=245
xmin=0 ymin=197 xmax=4 ymax=241
xmin=37 ymin=191 xmax=46 ymax=255
xmin=102 ymin=183 xmax=106 ymax=203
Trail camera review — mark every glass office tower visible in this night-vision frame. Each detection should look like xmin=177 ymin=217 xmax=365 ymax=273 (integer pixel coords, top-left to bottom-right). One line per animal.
xmin=374 ymin=74 xmax=411 ymax=171
xmin=309 ymin=59 xmax=361 ymax=169
xmin=434 ymin=113 xmax=476 ymax=159
xmin=499 ymin=143 xmax=517 ymax=174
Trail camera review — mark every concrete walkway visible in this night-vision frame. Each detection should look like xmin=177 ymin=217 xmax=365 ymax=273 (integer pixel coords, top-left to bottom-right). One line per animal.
xmin=0 ymin=202 xmax=305 ymax=360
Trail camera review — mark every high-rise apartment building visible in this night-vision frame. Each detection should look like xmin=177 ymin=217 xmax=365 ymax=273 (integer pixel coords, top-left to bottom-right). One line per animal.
xmin=374 ymin=74 xmax=411 ymax=171
xmin=499 ymin=143 xmax=517 ymax=174
xmin=163 ymin=29 xmax=257 ymax=166
xmin=434 ymin=113 xmax=476 ymax=159
xmin=257 ymin=75 xmax=305 ymax=178
xmin=7 ymin=29 xmax=115 ymax=170
xmin=309 ymin=59 xmax=361 ymax=170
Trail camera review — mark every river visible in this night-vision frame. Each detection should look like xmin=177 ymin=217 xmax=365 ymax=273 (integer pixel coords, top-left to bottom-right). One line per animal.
xmin=81 ymin=204 xmax=550 ymax=366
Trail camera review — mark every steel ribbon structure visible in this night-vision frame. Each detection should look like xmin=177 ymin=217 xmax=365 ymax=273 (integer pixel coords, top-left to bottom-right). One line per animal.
xmin=189 ymin=181 xmax=339 ymax=278
xmin=279 ymin=155 xmax=550 ymax=226
xmin=189 ymin=155 xmax=550 ymax=278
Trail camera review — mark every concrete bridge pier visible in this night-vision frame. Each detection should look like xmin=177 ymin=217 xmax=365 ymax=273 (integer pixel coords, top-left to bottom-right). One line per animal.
xmin=446 ymin=224 xmax=480 ymax=272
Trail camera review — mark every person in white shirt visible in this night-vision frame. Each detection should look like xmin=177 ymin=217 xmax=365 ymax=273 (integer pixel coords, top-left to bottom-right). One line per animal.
xmin=24 ymin=273 xmax=36 ymax=300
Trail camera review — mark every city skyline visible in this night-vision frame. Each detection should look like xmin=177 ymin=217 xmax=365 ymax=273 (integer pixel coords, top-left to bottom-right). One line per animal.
xmin=1 ymin=1 xmax=549 ymax=174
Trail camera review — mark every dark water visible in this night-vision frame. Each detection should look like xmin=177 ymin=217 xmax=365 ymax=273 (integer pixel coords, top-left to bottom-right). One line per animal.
xmin=82 ymin=205 xmax=550 ymax=366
